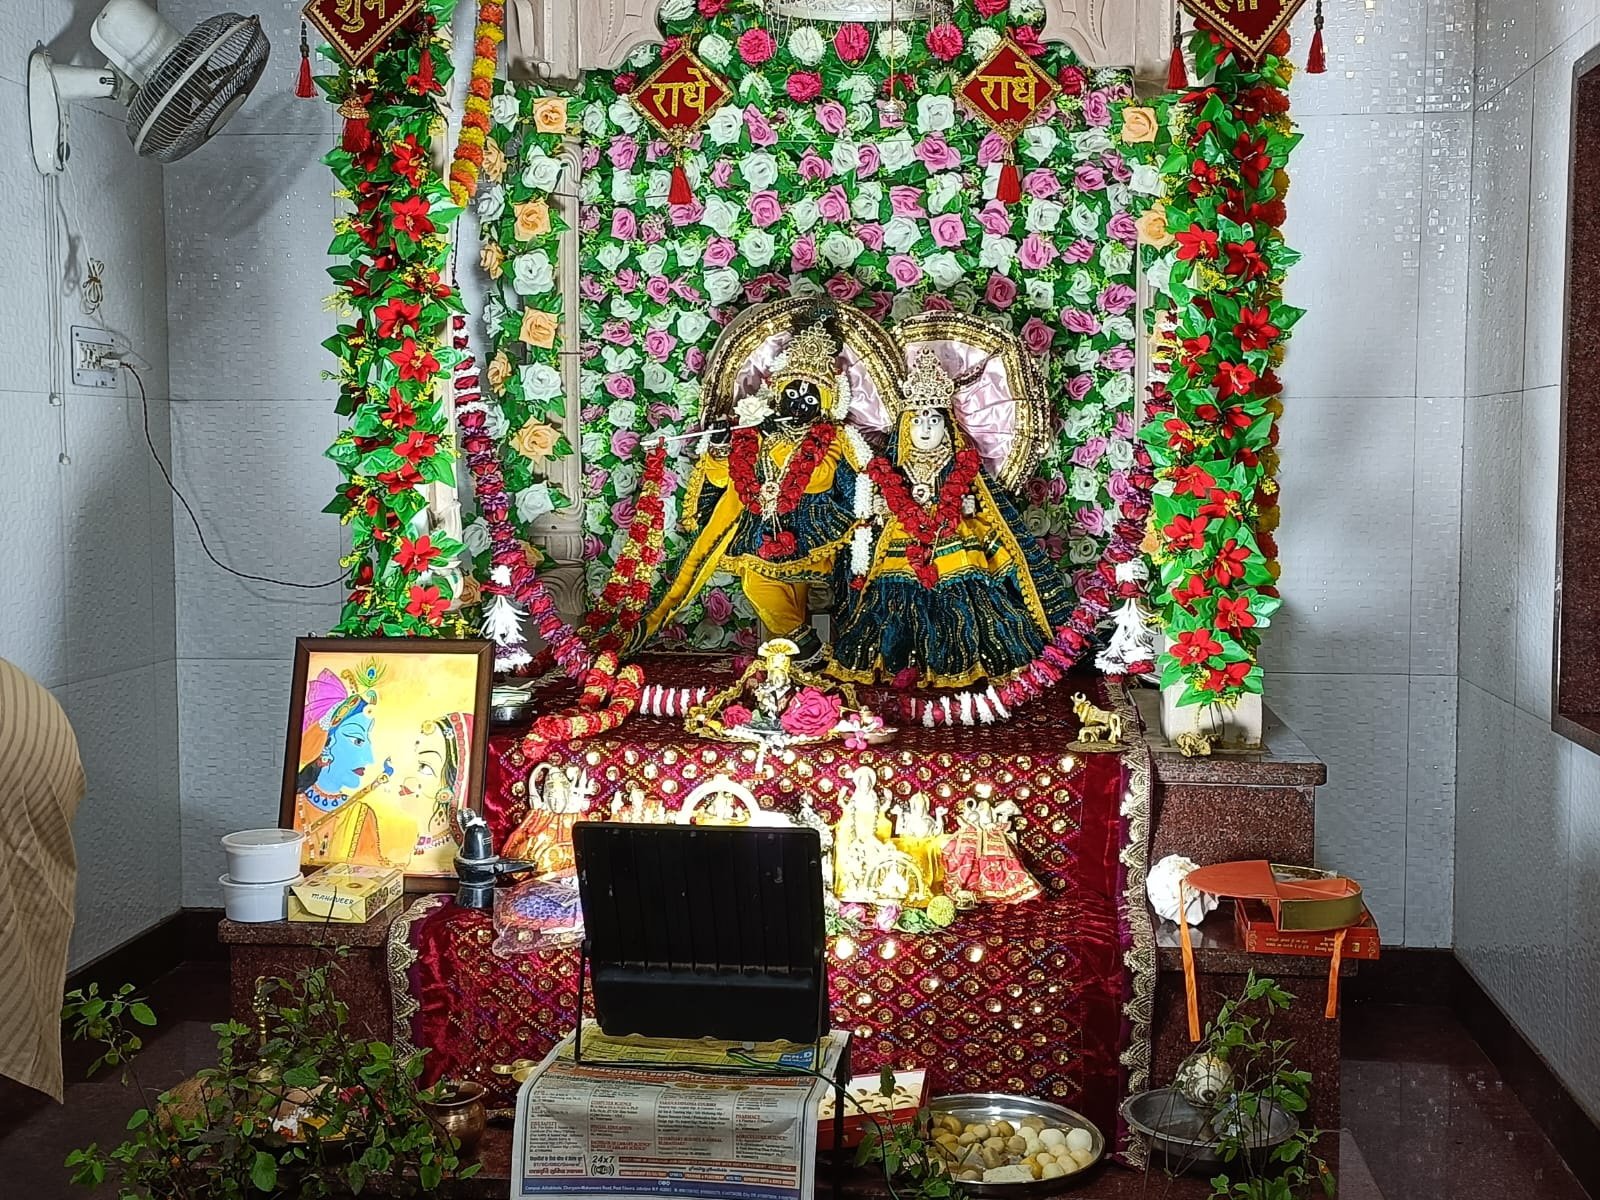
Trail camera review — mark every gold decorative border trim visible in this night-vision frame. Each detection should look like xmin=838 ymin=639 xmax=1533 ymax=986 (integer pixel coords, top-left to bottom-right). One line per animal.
xmin=386 ymin=893 xmax=451 ymax=1065
xmin=1108 ymin=680 xmax=1155 ymax=1169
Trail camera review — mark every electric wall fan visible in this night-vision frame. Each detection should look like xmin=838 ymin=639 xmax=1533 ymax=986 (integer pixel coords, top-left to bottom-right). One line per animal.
xmin=28 ymin=0 xmax=269 ymax=174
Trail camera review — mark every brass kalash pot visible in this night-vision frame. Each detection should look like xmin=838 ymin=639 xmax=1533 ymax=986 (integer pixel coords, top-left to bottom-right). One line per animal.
xmin=420 ymin=1080 xmax=488 ymax=1158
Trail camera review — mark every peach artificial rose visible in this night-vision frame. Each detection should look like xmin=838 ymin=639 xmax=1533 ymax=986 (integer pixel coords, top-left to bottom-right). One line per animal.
xmin=511 ymin=418 xmax=562 ymax=463
xmin=514 ymin=198 xmax=551 ymax=241
xmin=456 ymin=572 xmax=483 ymax=607
xmin=519 ymin=308 xmax=558 ymax=348
xmin=1136 ymin=205 xmax=1175 ymax=249
xmin=482 ymin=137 xmax=507 ymax=183
xmin=480 ymin=241 xmax=505 ymax=279
xmin=532 ymin=97 xmax=569 ymax=134
xmin=1121 ymin=106 xmax=1159 ymax=144
xmin=486 ymin=350 xmax=513 ymax=394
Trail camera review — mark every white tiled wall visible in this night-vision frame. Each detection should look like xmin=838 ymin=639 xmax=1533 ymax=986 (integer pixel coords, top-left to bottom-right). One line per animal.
xmin=1455 ymin=5 xmax=1600 ymax=1124
xmin=0 ymin=2 xmax=182 ymax=969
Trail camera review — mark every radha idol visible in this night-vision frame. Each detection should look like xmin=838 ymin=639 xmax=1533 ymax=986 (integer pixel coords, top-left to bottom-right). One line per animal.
xmin=831 ymin=349 xmax=1076 ymax=689
xmin=630 ymin=305 xmax=878 ymax=664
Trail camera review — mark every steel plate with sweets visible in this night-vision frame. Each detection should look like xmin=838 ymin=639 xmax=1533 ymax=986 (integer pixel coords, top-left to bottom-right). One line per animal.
xmin=927 ymin=1093 xmax=1104 ymax=1194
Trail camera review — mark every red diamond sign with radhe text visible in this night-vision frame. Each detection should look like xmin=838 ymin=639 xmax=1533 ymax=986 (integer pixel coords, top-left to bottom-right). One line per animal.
xmin=304 ymin=0 xmax=422 ymax=66
xmin=1178 ymin=0 xmax=1309 ymax=63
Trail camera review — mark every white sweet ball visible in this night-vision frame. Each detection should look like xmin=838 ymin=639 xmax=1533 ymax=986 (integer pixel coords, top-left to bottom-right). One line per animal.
xmin=1065 ymin=1127 xmax=1093 ymax=1154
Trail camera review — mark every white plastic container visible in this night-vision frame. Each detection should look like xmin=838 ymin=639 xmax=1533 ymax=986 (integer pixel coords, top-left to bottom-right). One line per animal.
xmin=220 ymin=828 xmax=305 ymax=884
xmin=219 ymin=872 xmax=303 ymax=923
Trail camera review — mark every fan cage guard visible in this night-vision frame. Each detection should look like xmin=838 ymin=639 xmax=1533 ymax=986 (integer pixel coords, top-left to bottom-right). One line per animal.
xmin=127 ymin=13 xmax=268 ymax=163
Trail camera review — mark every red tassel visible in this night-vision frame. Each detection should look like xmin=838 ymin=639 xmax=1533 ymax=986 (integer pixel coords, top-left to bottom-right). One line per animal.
xmin=295 ymin=22 xmax=314 ymax=98
xmin=418 ymin=44 xmax=435 ymax=92
xmin=1168 ymin=43 xmax=1189 ymax=90
xmin=669 ymin=160 xmax=692 ymax=206
xmin=1308 ymin=0 xmax=1327 ymax=73
xmin=998 ymin=161 xmax=1021 ymax=204
xmin=342 ymin=110 xmax=370 ymax=154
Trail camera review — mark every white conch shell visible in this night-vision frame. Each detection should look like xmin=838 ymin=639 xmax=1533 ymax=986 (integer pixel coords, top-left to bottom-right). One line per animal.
xmin=1146 ymin=854 xmax=1219 ymax=927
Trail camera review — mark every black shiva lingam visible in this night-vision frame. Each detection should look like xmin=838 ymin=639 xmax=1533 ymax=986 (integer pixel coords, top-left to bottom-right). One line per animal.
xmin=454 ymin=812 xmax=534 ymax=910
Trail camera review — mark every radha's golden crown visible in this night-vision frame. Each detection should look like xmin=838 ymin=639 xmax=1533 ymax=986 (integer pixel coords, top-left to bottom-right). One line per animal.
xmin=899 ymin=349 xmax=957 ymax=414
xmin=773 ymin=322 xmax=841 ymax=393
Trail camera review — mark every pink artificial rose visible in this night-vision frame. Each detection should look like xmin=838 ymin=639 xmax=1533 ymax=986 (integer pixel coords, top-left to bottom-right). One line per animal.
xmin=607 ymin=136 xmax=638 ymax=171
xmin=1020 ymin=317 xmax=1054 ymax=356
xmin=914 ymin=133 xmax=962 ymax=171
xmin=1024 ymin=169 xmax=1061 ymax=199
xmin=1066 ymin=373 xmax=1094 ymax=401
xmin=826 ymin=273 xmax=864 ymax=302
xmin=798 ymin=148 xmax=833 ymax=181
xmin=890 ymin=185 xmax=926 ymax=218
xmin=1107 ymin=470 xmax=1133 ymax=502
xmin=1063 ymin=308 xmax=1101 ymax=335
xmin=977 ymin=132 xmax=1007 ymax=167
xmin=864 ymin=290 xmax=893 ymax=321
xmin=874 ymin=905 xmax=900 ymax=932
xmin=669 ymin=200 xmax=703 ymax=226
xmin=1073 ymin=505 xmax=1107 ymax=537
xmin=1025 ymin=477 xmax=1050 ymax=506
xmin=704 ymin=589 xmax=734 ymax=624
xmin=605 ymin=373 xmax=636 ymax=398
xmin=738 ymin=27 xmax=775 ymax=65
xmin=1075 ymin=163 xmax=1106 ymax=192
xmin=817 ymin=100 xmax=849 ymax=135
xmin=709 ymin=158 xmax=734 ymax=189
xmin=834 ymin=22 xmax=871 ymax=63
xmin=703 ymin=236 xmax=736 ymax=269
xmin=1113 ymin=410 xmax=1135 ymax=439
xmin=925 ymin=22 xmax=963 ymax=61
xmin=685 ymin=347 xmax=707 ymax=373
xmin=748 ymin=190 xmax=784 ymax=228
xmin=1083 ymin=91 xmax=1112 ymax=126
xmin=858 ymin=143 xmax=881 ymax=177
xmin=1057 ymin=65 xmax=1087 ymax=96
xmin=1019 ymin=232 xmax=1057 ymax=270
xmin=644 ymin=328 xmax=678 ymax=361
xmin=1104 ymin=151 xmax=1131 ymax=184
xmin=580 ymin=206 xmax=602 ymax=234
xmin=602 ymin=319 xmax=634 ymax=346
xmin=744 ymin=106 xmax=777 ymax=147
xmin=791 ymin=234 xmax=818 ymax=272
xmin=1098 ymin=283 xmax=1137 ymax=315
xmin=583 ymin=533 xmax=604 ymax=559
xmin=975 ymin=0 xmax=1007 ymax=13
xmin=1108 ymin=212 xmax=1139 ymax=247
xmin=856 ymin=222 xmax=886 ymax=250
xmin=985 ymin=273 xmax=1018 ymax=309
xmin=645 ymin=276 xmax=672 ymax=304
xmin=1063 ymin=239 xmax=1096 ymax=263
xmin=1100 ymin=346 xmax=1135 ymax=370
xmin=923 ymin=294 xmax=953 ymax=312
xmin=817 ymin=185 xmax=851 ymax=224
xmin=671 ymin=277 xmax=703 ymax=303
xmin=780 ymin=688 xmax=843 ymax=738
xmin=581 ymin=145 xmax=602 ymax=171
xmin=887 ymin=254 xmax=923 ymax=289
xmin=929 ymin=213 xmax=967 ymax=248
xmin=614 ymin=268 xmax=640 ymax=294
xmin=787 ymin=71 xmax=823 ymax=103
xmin=722 ymin=704 xmax=753 ymax=729
xmin=611 ymin=428 xmax=640 ymax=459
xmin=1072 ymin=436 xmax=1108 ymax=468
xmin=977 ymin=200 xmax=1013 ymax=237
xmin=641 ymin=214 xmax=667 ymax=243
xmin=611 ymin=208 xmax=637 ymax=241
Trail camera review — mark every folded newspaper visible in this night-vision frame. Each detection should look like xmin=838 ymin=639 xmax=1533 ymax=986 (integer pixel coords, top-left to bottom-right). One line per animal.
xmin=512 ymin=1024 xmax=847 ymax=1200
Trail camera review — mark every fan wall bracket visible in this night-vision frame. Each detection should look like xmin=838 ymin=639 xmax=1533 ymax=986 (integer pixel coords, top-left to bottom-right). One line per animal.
xmin=28 ymin=46 xmax=121 ymax=175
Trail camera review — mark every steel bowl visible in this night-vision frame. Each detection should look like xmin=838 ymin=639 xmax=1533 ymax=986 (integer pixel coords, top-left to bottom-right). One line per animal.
xmin=927 ymin=1093 xmax=1105 ymax=1196
xmin=1121 ymin=1088 xmax=1298 ymax=1173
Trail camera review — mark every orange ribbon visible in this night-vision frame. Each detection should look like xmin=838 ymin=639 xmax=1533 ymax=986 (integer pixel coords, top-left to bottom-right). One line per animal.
xmin=1324 ymin=927 xmax=1347 ymax=1019
xmin=1178 ymin=880 xmax=1201 ymax=1043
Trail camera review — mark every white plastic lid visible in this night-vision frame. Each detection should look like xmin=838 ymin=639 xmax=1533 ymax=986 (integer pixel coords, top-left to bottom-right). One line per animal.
xmin=220 ymin=828 xmax=305 ymax=851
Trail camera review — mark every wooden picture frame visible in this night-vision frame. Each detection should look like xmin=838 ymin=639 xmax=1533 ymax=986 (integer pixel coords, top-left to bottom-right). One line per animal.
xmin=279 ymin=637 xmax=493 ymax=891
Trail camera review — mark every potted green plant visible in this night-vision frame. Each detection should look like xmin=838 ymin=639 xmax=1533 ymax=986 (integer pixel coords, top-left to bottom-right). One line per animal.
xmin=62 ymin=963 xmax=479 ymax=1198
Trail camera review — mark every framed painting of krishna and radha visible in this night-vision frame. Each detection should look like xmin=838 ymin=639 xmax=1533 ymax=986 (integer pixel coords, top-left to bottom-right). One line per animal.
xmin=279 ymin=638 xmax=493 ymax=888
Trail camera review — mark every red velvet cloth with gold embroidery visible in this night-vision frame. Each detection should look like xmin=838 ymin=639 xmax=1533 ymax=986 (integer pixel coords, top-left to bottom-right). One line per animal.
xmin=389 ymin=664 xmax=1153 ymax=1154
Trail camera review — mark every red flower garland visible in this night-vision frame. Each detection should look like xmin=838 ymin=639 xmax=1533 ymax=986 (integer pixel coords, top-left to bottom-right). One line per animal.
xmin=585 ymin=446 xmax=671 ymax=652
xmin=728 ymin=424 xmax=837 ymax=529
xmin=865 ymin=447 xmax=982 ymax=588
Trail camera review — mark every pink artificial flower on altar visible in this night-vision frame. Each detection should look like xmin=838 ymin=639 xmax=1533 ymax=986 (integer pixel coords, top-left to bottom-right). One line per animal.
xmin=580 ymin=206 xmax=601 ymax=234
xmin=1099 ymin=283 xmax=1137 ymax=315
xmin=925 ymin=22 xmax=963 ymax=61
xmin=1020 ymin=317 xmax=1054 ymax=355
xmin=864 ymin=290 xmax=893 ymax=320
xmin=1083 ymin=91 xmax=1112 ymax=126
xmin=1024 ymin=169 xmax=1062 ymax=199
xmin=1057 ymin=65 xmax=1087 ymax=95
xmin=703 ymin=237 xmax=736 ymax=269
xmin=583 ymin=533 xmax=604 ymax=559
xmin=607 ymin=136 xmax=638 ymax=170
xmin=1100 ymin=346 xmax=1135 ymax=370
xmin=1108 ymin=212 xmax=1139 ymax=247
xmin=738 ymin=27 xmax=775 ymax=65
xmin=1063 ymin=239 xmax=1095 ymax=263
xmin=874 ymin=905 xmax=899 ymax=932
xmin=611 ymin=428 xmax=640 ymax=458
xmin=978 ymin=200 xmax=1013 ymax=237
xmin=1066 ymin=373 xmax=1094 ymax=401
xmin=685 ymin=348 xmax=707 ymax=373
xmin=798 ymin=148 xmax=832 ymax=181
xmin=605 ymin=373 xmax=636 ymax=398
xmin=857 ymin=223 xmax=886 ymax=250
xmin=602 ymin=319 xmax=634 ymax=345
xmin=930 ymin=213 xmax=967 ymax=248
xmin=781 ymin=688 xmax=843 ymax=738
xmin=749 ymin=190 xmax=783 ymax=228
xmin=787 ymin=71 xmax=823 ymax=103
xmin=644 ymin=329 xmax=677 ymax=361
xmin=975 ymin=0 xmax=1007 ymax=14
xmin=669 ymin=200 xmax=703 ymax=226
xmin=611 ymin=209 xmax=637 ymax=240
xmin=977 ymin=132 xmax=1006 ymax=167
xmin=1072 ymin=436 xmax=1108 ymax=468
xmin=887 ymin=254 xmax=923 ymax=289
xmin=709 ymin=158 xmax=734 ymax=189
xmin=817 ymin=100 xmax=848 ymax=135
xmin=985 ymin=274 xmax=1018 ymax=309
xmin=722 ymin=704 xmax=753 ymax=729
xmin=745 ymin=106 xmax=777 ymax=147
xmin=915 ymin=133 xmax=961 ymax=171
xmin=645 ymin=276 xmax=672 ymax=304
xmin=858 ymin=143 xmax=881 ymax=177
xmin=704 ymin=589 xmax=734 ymax=624
xmin=615 ymin=268 xmax=640 ymax=294
xmin=640 ymin=213 xmax=667 ymax=243
xmin=826 ymin=274 xmax=864 ymax=302
xmin=1019 ymin=232 xmax=1057 ymax=270
xmin=1074 ymin=163 xmax=1106 ymax=192
xmin=834 ymin=22 xmax=871 ymax=63
xmin=1063 ymin=309 xmax=1100 ymax=335
xmin=817 ymin=185 xmax=851 ymax=224
xmin=890 ymin=185 xmax=925 ymax=218
xmin=791 ymin=234 xmax=818 ymax=272
xmin=611 ymin=497 xmax=635 ymax=527
xmin=924 ymin=294 xmax=953 ymax=312
xmin=1073 ymin=505 xmax=1106 ymax=537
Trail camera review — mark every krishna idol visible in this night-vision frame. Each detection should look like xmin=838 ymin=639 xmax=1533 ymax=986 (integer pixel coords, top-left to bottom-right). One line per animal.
xmin=630 ymin=302 xmax=884 ymax=665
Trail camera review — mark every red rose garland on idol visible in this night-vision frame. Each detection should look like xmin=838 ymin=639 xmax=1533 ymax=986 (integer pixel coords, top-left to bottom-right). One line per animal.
xmin=864 ymin=447 xmax=982 ymax=589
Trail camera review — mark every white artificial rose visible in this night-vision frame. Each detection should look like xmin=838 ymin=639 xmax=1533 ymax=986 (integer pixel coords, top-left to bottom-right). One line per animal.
xmin=878 ymin=27 xmax=910 ymax=59
xmin=512 ymin=251 xmax=555 ymax=296
xmin=1108 ymin=183 xmax=1132 ymax=210
xmin=583 ymin=558 xmax=609 ymax=594
xmin=1069 ymin=536 xmax=1099 ymax=564
xmin=581 ymin=430 xmax=606 ymax=459
xmin=916 ymin=94 xmax=955 ymax=133
xmin=1069 ymin=203 xmax=1102 ymax=238
xmin=1100 ymin=242 xmax=1134 ymax=276
xmin=1010 ymin=0 xmax=1045 ymax=21
xmin=1100 ymin=372 xmax=1135 ymax=406
xmin=476 ymin=183 xmax=505 ymax=222
xmin=882 ymin=216 xmax=920 ymax=253
xmin=1147 ymin=254 xmax=1174 ymax=295
xmin=1069 ymin=467 xmax=1101 ymax=502
xmin=463 ymin=517 xmax=491 ymax=556
xmin=704 ymin=267 xmax=743 ymax=304
xmin=602 ymin=346 xmax=641 ymax=373
xmin=607 ymin=399 xmax=639 ymax=430
xmin=611 ymin=460 xmax=641 ymax=497
xmin=521 ymin=362 xmax=563 ymax=401
xmin=838 ymin=74 xmax=877 ymax=105
xmin=676 ymin=239 xmax=703 ymax=268
xmin=658 ymin=0 xmax=693 ymax=18
xmin=693 ymin=619 xmax=731 ymax=650
xmin=483 ymin=407 xmax=510 ymax=439
xmin=739 ymin=229 xmax=777 ymax=268
xmin=644 ymin=170 xmax=673 ymax=204
xmin=788 ymin=25 xmax=826 ymax=65
xmin=700 ymin=195 xmax=741 ymax=238
xmin=849 ymin=102 xmax=875 ymax=130
xmin=582 ymin=100 xmax=608 ymax=138
xmin=609 ymin=170 xmax=638 ymax=205
xmin=1105 ymin=436 xmax=1135 ymax=471
xmin=789 ymin=274 xmax=823 ymax=297
xmin=1072 ymin=128 xmax=1114 ymax=155
xmin=610 ymin=294 xmax=642 ymax=322
xmin=579 ymin=173 xmax=603 ymax=203
xmin=1063 ymin=405 xmax=1099 ymax=440
xmin=596 ymin=242 xmax=629 ymax=272
xmin=707 ymin=102 xmax=742 ymax=145
xmin=1067 ymin=268 xmax=1096 ymax=303
xmin=891 ymin=291 xmax=922 ymax=322
xmin=740 ymin=73 xmax=772 ymax=102
xmin=790 ymin=196 xmax=821 ymax=233
xmin=978 ymin=234 xmax=1018 ymax=272
xmin=1103 ymin=314 xmax=1137 ymax=341
xmin=740 ymin=152 xmax=779 ymax=191
xmin=923 ymin=252 xmax=964 ymax=290
xmin=1146 ymin=855 xmax=1218 ymax=927
xmin=852 ymin=182 xmax=884 ymax=221
xmin=677 ymin=310 xmax=712 ymax=343
xmin=1073 ymin=343 xmax=1100 ymax=370
xmin=642 ymin=361 xmax=675 ymax=395
xmin=608 ymin=97 xmax=640 ymax=134
xmin=699 ymin=32 xmax=732 ymax=68
xmin=490 ymin=92 xmax=519 ymax=128
xmin=483 ymin=295 xmax=508 ymax=330
xmin=968 ymin=27 xmax=1001 ymax=59
xmin=1026 ymin=198 xmax=1065 ymax=233
xmin=579 ymin=373 xmax=603 ymax=404
xmin=819 ymin=231 xmax=865 ymax=267
xmin=638 ymin=245 xmax=669 ymax=277
xmin=515 ymin=483 xmax=556 ymax=524
xmin=1022 ymin=125 xmax=1060 ymax=164
xmin=879 ymin=130 xmax=916 ymax=173
xmin=831 ymin=138 xmax=860 ymax=177
xmin=672 ymin=380 xmax=701 ymax=407
xmin=1025 ymin=277 xmax=1057 ymax=310
xmin=927 ymin=172 xmax=963 ymax=215
xmin=626 ymin=43 xmax=656 ymax=68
